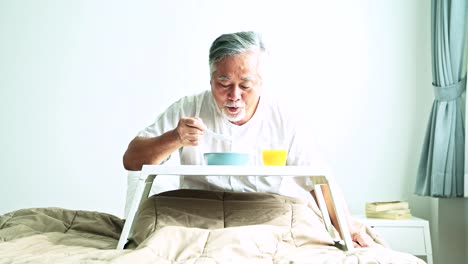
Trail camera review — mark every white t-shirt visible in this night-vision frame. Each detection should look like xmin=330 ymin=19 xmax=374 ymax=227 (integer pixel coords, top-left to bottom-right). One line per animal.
xmin=137 ymin=90 xmax=330 ymax=200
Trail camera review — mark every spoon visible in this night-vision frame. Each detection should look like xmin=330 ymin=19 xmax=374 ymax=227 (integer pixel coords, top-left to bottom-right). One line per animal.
xmin=205 ymin=128 xmax=233 ymax=142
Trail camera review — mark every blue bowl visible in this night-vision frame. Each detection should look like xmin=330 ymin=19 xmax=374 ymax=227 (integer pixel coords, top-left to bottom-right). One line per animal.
xmin=204 ymin=152 xmax=250 ymax=166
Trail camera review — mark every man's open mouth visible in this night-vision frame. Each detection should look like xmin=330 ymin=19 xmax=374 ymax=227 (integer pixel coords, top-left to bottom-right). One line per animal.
xmin=226 ymin=107 xmax=239 ymax=113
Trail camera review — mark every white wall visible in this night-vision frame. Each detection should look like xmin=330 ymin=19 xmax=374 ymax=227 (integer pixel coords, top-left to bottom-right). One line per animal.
xmin=5 ymin=1 xmax=464 ymax=261
xmin=0 ymin=0 xmax=431 ymax=216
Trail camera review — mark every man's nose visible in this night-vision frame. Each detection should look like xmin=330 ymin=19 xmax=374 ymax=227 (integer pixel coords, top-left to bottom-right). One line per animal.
xmin=228 ymin=86 xmax=242 ymax=101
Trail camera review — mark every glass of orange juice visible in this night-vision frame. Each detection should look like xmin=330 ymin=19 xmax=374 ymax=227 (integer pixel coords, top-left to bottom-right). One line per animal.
xmin=261 ymin=149 xmax=288 ymax=166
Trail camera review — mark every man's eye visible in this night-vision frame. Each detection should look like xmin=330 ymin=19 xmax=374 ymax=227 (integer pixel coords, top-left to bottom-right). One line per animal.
xmin=220 ymin=84 xmax=230 ymax=88
xmin=240 ymin=85 xmax=250 ymax=89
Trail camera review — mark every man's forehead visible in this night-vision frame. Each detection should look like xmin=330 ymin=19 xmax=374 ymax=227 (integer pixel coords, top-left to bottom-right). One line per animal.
xmin=217 ymin=76 xmax=255 ymax=81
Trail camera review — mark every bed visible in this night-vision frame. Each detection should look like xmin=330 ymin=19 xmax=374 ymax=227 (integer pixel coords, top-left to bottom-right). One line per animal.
xmin=0 ymin=165 xmax=426 ymax=263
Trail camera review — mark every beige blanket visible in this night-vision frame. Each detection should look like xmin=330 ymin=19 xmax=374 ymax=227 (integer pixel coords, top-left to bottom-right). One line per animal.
xmin=0 ymin=190 xmax=426 ymax=264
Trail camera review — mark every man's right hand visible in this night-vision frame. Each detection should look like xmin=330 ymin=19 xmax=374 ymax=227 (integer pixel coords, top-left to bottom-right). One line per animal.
xmin=175 ymin=117 xmax=207 ymax=146
xmin=123 ymin=117 xmax=207 ymax=170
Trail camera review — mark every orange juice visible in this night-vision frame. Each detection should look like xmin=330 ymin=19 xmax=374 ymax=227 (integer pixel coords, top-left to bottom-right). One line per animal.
xmin=262 ymin=149 xmax=288 ymax=166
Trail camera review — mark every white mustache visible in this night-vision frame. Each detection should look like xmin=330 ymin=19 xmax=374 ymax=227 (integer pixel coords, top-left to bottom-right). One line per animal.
xmin=223 ymin=102 xmax=245 ymax=108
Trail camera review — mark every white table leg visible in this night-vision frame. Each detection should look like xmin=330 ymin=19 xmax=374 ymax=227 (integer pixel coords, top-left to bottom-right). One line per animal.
xmin=310 ymin=176 xmax=354 ymax=251
xmin=117 ymin=172 xmax=156 ymax=249
xmin=313 ymin=184 xmax=338 ymax=240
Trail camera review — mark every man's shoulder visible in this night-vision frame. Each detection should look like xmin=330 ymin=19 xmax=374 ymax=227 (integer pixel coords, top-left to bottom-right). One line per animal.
xmin=156 ymin=90 xmax=212 ymax=119
xmin=170 ymin=90 xmax=211 ymax=108
xmin=176 ymin=90 xmax=210 ymax=102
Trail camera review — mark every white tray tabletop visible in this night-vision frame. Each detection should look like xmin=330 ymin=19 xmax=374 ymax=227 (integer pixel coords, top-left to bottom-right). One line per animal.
xmin=140 ymin=165 xmax=331 ymax=177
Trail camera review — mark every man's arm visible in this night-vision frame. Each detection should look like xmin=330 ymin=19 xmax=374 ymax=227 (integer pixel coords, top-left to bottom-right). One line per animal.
xmin=123 ymin=117 xmax=207 ymax=171
xmin=123 ymin=130 xmax=181 ymax=171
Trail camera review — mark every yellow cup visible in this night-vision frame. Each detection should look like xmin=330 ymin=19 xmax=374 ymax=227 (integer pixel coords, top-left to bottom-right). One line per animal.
xmin=261 ymin=149 xmax=288 ymax=166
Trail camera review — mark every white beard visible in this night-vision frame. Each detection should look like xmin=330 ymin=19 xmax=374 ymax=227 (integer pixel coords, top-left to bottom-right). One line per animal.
xmin=222 ymin=107 xmax=246 ymax=122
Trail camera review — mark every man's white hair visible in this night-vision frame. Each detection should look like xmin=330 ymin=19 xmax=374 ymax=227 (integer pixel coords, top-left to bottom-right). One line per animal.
xmin=208 ymin=31 xmax=267 ymax=79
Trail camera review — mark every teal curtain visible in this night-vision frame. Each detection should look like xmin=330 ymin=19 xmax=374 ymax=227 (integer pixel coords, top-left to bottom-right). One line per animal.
xmin=416 ymin=0 xmax=468 ymax=197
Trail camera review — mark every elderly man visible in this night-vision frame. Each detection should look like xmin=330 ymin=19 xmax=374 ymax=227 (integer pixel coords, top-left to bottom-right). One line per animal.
xmin=123 ymin=31 xmax=376 ymax=247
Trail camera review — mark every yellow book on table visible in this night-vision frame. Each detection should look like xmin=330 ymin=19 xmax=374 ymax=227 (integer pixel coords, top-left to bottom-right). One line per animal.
xmin=365 ymin=208 xmax=412 ymax=219
xmin=366 ymin=213 xmax=412 ymax=220
xmin=365 ymin=201 xmax=409 ymax=212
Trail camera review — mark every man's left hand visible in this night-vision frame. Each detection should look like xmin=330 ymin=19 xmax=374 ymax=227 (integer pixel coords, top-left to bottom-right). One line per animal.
xmin=351 ymin=227 xmax=382 ymax=248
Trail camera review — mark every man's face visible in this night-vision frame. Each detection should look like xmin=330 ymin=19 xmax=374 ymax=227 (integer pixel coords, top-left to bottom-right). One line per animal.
xmin=210 ymin=51 xmax=264 ymax=126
